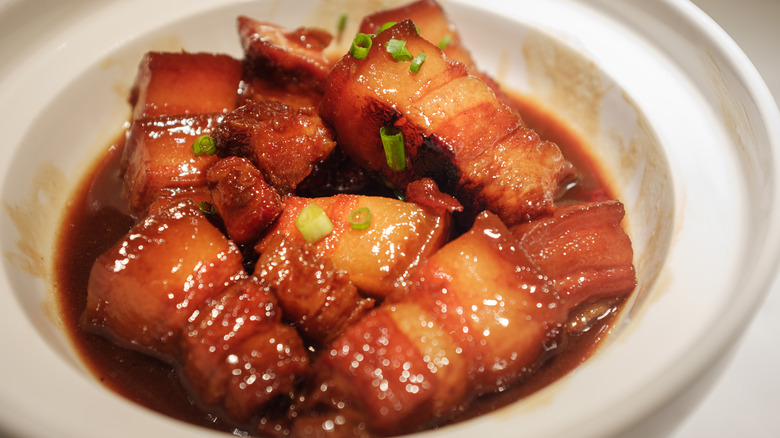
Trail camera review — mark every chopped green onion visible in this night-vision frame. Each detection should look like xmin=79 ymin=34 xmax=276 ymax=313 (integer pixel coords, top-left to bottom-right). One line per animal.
xmin=192 ymin=134 xmax=216 ymax=156
xmin=380 ymin=126 xmax=406 ymax=171
xmin=377 ymin=21 xmax=396 ymax=33
xmin=337 ymin=12 xmax=348 ymax=33
xmin=349 ymin=33 xmax=372 ymax=60
xmin=386 ymin=38 xmax=413 ymax=61
xmin=295 ymin=203 xmax=333 ymax=243
xmin=438 ymin=34 xmax=452 ymax=50
xmin=410 ymin=52 xmax=426 ymax=74
xmin=349 ymin=207 xmax=372 ymax=230
xmin=199 ymin=201 xmax=217 ymax=215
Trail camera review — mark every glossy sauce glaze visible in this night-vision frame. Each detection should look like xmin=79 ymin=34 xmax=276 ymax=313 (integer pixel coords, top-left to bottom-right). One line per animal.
xmin=55 ymin=95 xmax=625 ymax=435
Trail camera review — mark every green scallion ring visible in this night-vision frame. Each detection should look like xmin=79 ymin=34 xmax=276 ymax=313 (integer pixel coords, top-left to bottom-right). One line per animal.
xmin=192 ymin=134 xmax=216 ymax=156
xmin=295 ymin=203 xmax=334 ymax=243
xmin=380 ymin=126 xmax=406 ymax=171
xmin=199 ymin=201 xmax=217 ymax=215
xmin=349 ymin=207 xmax=372 ymax=230
xmin=410 ymin=52 xmax=426 ymax=74
xmin=349 ymin=33 xmax=373 ymax=60
xmin=386 ymin=38 xmax=413 ymax=62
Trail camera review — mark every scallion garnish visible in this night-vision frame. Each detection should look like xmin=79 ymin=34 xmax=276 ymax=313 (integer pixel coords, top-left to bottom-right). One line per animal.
xmin=380 ymin=126 xmax=406 ymax=171
xmin=438 ymin=34 xmax=452 ymax=50
xmin=349 ymin=207 xmax=372 ymax=230
xmin=386 ymin=38 xmax=413 ymax=62
xmin=349 ymin=33 xmax=372 ymax=60
xmin=377 ymin=21 xmax=396 ymax=33
xmin=295 ymin=203 xmax=333 ymax=243
xmin=337 ymin=12 xmax=348 ymax=33
xmin=410 ymin=52 xmax=426 ymax=74
xmin=192 ymin=134 xmax=216 ymax=156
xmin=199 ymin=201 xmax=217 ymax=215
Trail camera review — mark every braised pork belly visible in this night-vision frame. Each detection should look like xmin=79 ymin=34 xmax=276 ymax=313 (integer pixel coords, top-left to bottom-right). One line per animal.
xmin=59 ymin=1 xmax=638 ymax=437
xmin=129 ymin=51 xmax=242 ymax=120
xmin=320 ymin=19 xmax=564 ymax=225
xmin=212 ymin=100 xmax=337 ymax=193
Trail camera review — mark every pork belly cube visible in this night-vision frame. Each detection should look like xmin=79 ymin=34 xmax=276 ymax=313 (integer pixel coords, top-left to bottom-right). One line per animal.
xmin=212 ymin=100 xmax=336 ymax=193
xmin=82 ymin=199 xmax=244 ymax=357
xmin=129 ymin=51 xmax=242 ymax=120
xmin=359 ymin=0 xmax=474 ymax=69
xmin=320 ymin=20 xmax=563 ymax=224
xmin=311 ymin=301 xmax=468 ymax=435
xmin=358 ymin=0 xmax=523 ymax=116
xmin=255 ymin=194 xmax=451 ymax=299
xmin=206 ymin=156 xmax=282 ymax=245
xmin=121 ymin=113 xmax=222 ymax=217
xmin=255 ymin=235 xmax=375 ymax=346
xmin=310 ymin=212 xmax=568 ymax=435
xmin=511 ymin=200 xmax=637 ymax=309
xmin=238 ymin=16 xmax=333 ymax=93
xmin=181 ymin=276 xmax=310 ymax=422
xmin=411 ymin=211 xmax=567 ymax=392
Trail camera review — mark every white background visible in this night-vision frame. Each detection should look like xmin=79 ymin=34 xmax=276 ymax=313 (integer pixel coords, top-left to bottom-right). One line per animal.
xmin=673 ymin=2 xmax=780 ymax=437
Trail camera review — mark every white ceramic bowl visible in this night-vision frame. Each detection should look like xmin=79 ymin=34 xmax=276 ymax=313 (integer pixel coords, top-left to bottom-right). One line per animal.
xmin=1 ymin=0 xmax=778 ymax=437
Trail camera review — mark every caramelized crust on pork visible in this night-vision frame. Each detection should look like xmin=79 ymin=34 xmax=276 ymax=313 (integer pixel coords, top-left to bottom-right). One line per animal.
xmin=255 ymin=194 xmax=451 ymax=299
xmin=358 ymin=0 xmax=523 ymax=117
xmin=207 ymin=156 xmax=283 ymax=245
xmin=308 ymin=211 xmax=567 ymax=435
xmin=359 ymin=0 xmax=475 ymax=70
xmin=405 ymin=177 xmax=463 ymax=214
xmin=129 ymin=51 xmax=242 ymax=120
xmin=83 ymin=200 xmax=244 ymax=356
xmin=238 ymin=16 xmax=333 ymax=105
xmin=84 ymin=200 xmax=310 ymax=425
xmin=121 ymin=113 xmax=223 ymax=217
xmin=254 ymin=235 xmax=375 ymax=346
xmin=212 ymin=100 xmax=337 ymax=193
xmin=182 ymin=276 xmax=310 ymax=423
xmin=512 ymin=200 xmax=637 ymax=309
xmin=320 ymin=20 xmax=564 ymax=225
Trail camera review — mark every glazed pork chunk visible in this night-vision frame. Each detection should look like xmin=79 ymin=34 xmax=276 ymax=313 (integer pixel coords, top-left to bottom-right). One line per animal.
xmin=255 ymin=235 xmax=375 ymax=346
xmin=512 ymin=200 xmax=637 ymax=309
xmin=181 ymin=276 xmax=310 ymax=423
xmin=307 ymin=211 xmax=568 ymax=435
xmin=358 ymin=0 xmax=521 ymax=114
xmin=206 ymin=156 xmax=283 ymax=245
xmin=238 ymin=16 xmax=334 ymax=108
xmin=212 ymin=100 xmax=337 ymax=194
xmin=359 ymin=0 xmax=477 ymax=72
xmin=121 ymin=113 xmax=222 ymax=217
xmin=83 ymin=199 xmax=245 ymax=356
xmin=301 ymin=199 xmax=636 ymax=435
xmin=83 ymin=199 xmax=310 ymax=423
xmin=255 ymin=194 xmax=452 ymax=300
xmin=320 ymin=20 xmax=564 ymax=225
xmin=129 ymin=51 xmax=242 ymax=120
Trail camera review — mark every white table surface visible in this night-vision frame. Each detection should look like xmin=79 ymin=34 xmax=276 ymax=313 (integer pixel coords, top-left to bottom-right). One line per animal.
xmin=671 ymin=2 xmax=780 ymax=437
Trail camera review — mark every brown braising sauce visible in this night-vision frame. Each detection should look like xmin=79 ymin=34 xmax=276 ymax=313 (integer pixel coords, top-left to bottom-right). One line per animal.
xmin=55 ymin=95 xmax=626 ymax=435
